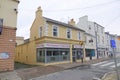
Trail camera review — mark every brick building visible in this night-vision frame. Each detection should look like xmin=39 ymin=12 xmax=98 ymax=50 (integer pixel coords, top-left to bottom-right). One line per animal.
xmin=0 ymin=0 xmax=19 ymax=71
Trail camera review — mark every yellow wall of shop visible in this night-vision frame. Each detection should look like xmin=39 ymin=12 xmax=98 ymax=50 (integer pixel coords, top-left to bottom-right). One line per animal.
xmin=15 ymin=36 xmax=85 ymax=65
xmin=15 ymin=41 xmax=37 ymax=65
xmin=30 ymin=7 xmax=85 ymax=42
xmin=30 ymin=7 xmax=46 ymax=41
xmin=0 ymin=0 xmax=19 ymax=27
xmin=37 ymin=22 xmax=85 ymax=41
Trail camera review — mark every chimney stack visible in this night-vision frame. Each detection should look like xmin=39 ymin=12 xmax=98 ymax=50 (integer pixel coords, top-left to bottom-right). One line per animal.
xmin=36 ymin=6 xmax=42 ymax=18
xmin=68 ymin=18 xmax=75 ymax=26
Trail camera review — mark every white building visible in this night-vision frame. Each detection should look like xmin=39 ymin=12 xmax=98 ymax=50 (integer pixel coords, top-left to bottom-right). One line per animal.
xmin=77 ymin=16 xmax=96 ymax=60
xmin=94 ymin=22 xmax=106 ymax=58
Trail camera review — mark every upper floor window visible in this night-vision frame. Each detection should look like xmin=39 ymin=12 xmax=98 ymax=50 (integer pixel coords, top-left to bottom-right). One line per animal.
xmin=0 ymin=19 xmax=3 ymax=35
xmin=66 ymin=28 xmax=71 ymax=39
xmin=39 ymin=27 xmax=42 ymax=37
xmin=89 ymin=25 xmax=91 ymax=30
xmin=52 ymin=25 xmax=58 ymax=37
xmin=78 ymin=31 xmax=81 ymax=40
xmin=102 ymin=36 xmax=104 ymax=44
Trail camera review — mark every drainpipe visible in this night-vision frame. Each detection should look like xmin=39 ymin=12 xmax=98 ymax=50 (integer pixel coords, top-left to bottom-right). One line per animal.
xmin=94 ymin=23 xmax=99 ymax=59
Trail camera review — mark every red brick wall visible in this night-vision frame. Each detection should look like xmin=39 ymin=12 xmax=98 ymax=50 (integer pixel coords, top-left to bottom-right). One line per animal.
xmin=0 ymin=26 xmax=16 ymax=72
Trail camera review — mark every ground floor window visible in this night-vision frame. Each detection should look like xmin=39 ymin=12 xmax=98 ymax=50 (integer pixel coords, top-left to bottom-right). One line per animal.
xmin=36 ymin=49 xmax=45 ymax=62
xmin=86 ymin=49 xmax=95 ymax=57
xmin=36 ymin=48 xmax=70 ymax=63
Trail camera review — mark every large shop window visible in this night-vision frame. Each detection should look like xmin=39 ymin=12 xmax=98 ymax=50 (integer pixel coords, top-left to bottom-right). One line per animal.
xmin=37 ymin=48 xmax=70 ymax=63
xmin=86 ymin=49 xmax=95 ymax=57
xmin=37 ymin=49 xmax=45 ymax=62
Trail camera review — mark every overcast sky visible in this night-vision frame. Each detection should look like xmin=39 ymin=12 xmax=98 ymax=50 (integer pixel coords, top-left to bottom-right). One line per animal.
xmin=17 ymin=0 xmax=120 ymax=39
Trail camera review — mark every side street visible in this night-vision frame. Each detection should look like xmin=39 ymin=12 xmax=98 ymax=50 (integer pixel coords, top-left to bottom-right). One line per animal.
xmin=0 ymin=0 xmax=120 ymax=80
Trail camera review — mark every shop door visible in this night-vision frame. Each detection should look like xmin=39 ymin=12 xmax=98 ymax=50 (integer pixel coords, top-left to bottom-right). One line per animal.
xmin=72 ymin=50 xmax=76 ymax=62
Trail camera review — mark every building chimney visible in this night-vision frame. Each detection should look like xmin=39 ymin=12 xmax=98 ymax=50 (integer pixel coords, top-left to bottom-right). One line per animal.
xmin=36 ymin=6 xmax=42 ymax=18
xmin=68 ymin=18 xmax=75 ymax=26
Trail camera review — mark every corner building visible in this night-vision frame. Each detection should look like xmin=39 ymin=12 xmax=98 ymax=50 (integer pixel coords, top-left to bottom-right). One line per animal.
xmin=15 ymin=7 xmax=85 ymax=65
xmin=0 ymin=0 xmax=19 ymax=71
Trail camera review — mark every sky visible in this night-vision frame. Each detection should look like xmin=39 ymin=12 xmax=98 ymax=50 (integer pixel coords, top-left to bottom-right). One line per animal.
xmin=17 ymin=0 xmax=120 ymax=39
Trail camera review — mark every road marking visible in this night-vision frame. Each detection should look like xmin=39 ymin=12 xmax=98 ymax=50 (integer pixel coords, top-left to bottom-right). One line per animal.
xmin=110 ymin=63 xmax=120 ymax=68
xmin=92 ymin=61 xmax=109 ymax=66
xmin=101 ymin=62 xmax=114 ymax=67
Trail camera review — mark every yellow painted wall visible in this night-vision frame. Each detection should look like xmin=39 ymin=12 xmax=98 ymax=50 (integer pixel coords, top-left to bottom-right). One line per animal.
xmin=30 ymin=7 xmax=46 ymax=41
xmin=46 ymin=22 xmax=85 ymax=41
xmin=0 ymin=0 xmax=19 ymax=27
xmin=15 ymin=41 xmax=37 ymax=65
xmin=15 ymin=36 xmax=85 ymax=65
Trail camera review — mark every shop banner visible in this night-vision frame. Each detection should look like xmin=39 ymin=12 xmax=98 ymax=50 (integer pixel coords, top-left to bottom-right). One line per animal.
xmin=36 ymin=43 xmax=70 ymax=48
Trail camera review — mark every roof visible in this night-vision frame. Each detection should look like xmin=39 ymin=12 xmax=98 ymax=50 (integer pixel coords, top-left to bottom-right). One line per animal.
xmin=44 ymin=17 xmax=85 ymax=32
xmin=94 ymin=22 xmax=104 ymax=28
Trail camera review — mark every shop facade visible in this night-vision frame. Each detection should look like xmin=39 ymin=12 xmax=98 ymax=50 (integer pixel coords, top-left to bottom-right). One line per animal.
xmin=36 ymin=43 xmax=83 ymax=64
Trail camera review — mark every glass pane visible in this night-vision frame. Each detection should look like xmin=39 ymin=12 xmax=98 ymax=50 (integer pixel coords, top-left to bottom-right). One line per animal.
xmin=47 ymin=51 xmax=52 ymax=56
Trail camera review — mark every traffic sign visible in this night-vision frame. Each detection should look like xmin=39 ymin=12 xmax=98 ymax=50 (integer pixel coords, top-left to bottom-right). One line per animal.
xmin=110 ymin=40 xmax=116 ymax=48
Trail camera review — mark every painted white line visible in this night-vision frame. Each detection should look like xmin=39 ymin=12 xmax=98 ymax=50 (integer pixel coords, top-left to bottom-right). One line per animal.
xmin=110 ymin=63 xmax=120 ymax=68
xmin=101 ymin=62 xmax=114 ymax=67
xmin=92 ymin=61 xmax=109 ymax=66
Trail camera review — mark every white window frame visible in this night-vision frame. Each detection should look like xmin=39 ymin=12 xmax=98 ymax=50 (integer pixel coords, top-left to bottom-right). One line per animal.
xmin=66 ymin=28 xmax=72 ymax=39
xmin=52 ymin=25 xmax=59 ymax=37
xmin=78 ymin=31 xmax=81 ymax=40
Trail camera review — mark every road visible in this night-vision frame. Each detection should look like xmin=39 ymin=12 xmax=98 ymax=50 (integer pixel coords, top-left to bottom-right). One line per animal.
xmin=30 ymin=57 xmax=120 ymax=80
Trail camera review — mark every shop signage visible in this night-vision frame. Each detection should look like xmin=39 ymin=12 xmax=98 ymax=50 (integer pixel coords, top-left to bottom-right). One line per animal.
xmin=74 ymin=45 xmax=83 ymax=48
xmin=0 ymin=52 xmax=9 ymax=59
xmin=36 ymin=43 xmax=70 ymax=48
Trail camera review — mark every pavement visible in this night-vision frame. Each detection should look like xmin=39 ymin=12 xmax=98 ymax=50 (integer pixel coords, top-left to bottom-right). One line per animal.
xmin=0 ymin=58 xmax=112 ymax=80
xmin=0 ymin=71 xmax=21 ymax=80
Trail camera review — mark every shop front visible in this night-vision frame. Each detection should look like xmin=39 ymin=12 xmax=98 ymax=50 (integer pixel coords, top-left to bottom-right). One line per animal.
xmin=97 ymin=48 xmax=106 ymax=58
xmin=72 ymin=45 xmax=83 ymax=62
xmin=36 ymin=43 xmax=70 ymax=65
xmin=85 ymin=49 xmax=95 ymax=60
xmin=36 ymin=43 xmax=83 ymax=65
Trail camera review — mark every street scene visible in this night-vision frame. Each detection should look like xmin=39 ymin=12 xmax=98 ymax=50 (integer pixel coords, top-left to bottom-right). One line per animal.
xmin=0 ymin=0 xmax=120 ymax=80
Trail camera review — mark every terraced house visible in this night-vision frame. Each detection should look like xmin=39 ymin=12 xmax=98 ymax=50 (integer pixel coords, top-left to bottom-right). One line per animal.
xmin=0 ymin=0 xmax=19 ymax=71
xmin=15 ymin=7 xmax=85 ymax=65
